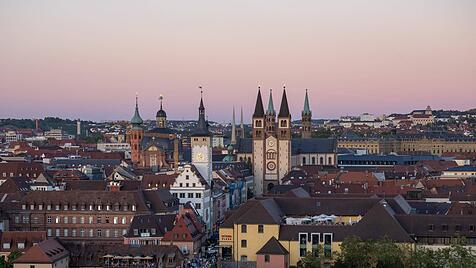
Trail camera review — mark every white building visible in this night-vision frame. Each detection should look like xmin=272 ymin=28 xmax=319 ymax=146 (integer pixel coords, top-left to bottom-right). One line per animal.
xmin=170 ymin=164 xmax=212 ymax=231
xmin=5 ymin=131 xmax=22 ymax=143
xmin=97 ymin=143 xmax=131 ymax=152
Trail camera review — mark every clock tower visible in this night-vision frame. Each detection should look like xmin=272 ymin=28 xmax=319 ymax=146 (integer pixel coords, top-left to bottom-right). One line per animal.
xmin=191 ymin=91 xmax=212 ymax=185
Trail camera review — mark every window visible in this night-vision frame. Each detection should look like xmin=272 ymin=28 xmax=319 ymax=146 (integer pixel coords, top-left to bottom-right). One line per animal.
xmin=428 ymin=224 xmax=434 ymax=231
xmin=258 ymin=225 xmax=264 ymax=233
xmin=188 ymin=193 xmax=194 ymax=198
xmin=442 ymin=224 xmax=449 ymax=232
xmin=47 ymin=216 xmax=52 ymax=224
xmin=17 ymin=242 xmax=25 ymax=249
xmin=122 ymin=217 xmax=126 ymax=224
xmin=80 ymin=217 xmax=85 ymax=224
xmin=97 ymin=229 xmax=102 ymax=237
xmin=195 ymin=203 xmax=201 ymax=209
xmin=72 ymin=217 xmax=77 ymax=224
xmin=470 ymin=225 xmax=475 ymax=232
xmin=64 ymin=229 xmax=68 ymax=237
xmin=89 ymin=229 xmax=94 ymax=237
xmin=64 ymin=216 xmax=68 ymax=224
xmin=114 ymin=217 xmax=118 ymax=224
xmin=55 ymin=216 xmax=60 ymax=224
xmin=196 ymin=193 xmax=201 ymax=198
xmin=264 ymin=255 xmax=270 ymax=262
xmin=324 ymin=233 xmax=333 ymax=258
xmin=89 ymin=216 xmax=93 ymax=224
xmin=56 ymin=229 xmax=60 ymax=237
xmin=299 ymin=233 xmax=308 ymax=257
xmin=179 ymin=193 xmax=185 ymax=198
xmin=3 ymin=243 xmax=10 ymax=249
xmin=72 ymin=229 xmax=77 ymax=237
xmin=455 ymin=225 xmax=462 ymax=232
xmin=241 ymin=225 xmax=247 ymax=233
xmin=97 ymin=217 xmax=102 ymax=224
xmin=47 ymin=229 xmax=52 ymax=237
xmin=241 ymin=240 xmax=247 ymax=248
xmin=311 ymin=233 xmax=320 ymax=257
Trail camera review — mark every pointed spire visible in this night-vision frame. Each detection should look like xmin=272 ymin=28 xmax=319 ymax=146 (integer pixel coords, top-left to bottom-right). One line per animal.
xmin=193 ymin=87 xmax=210 ymax=136
xmin=231 ymin=106 xmax=237 ymax=145
xmin=266 ymin=89 xmax=275 ymax=115
xmin=240 ymin=106 xmax=245 ymax=138
xmin=278 ymin=85 xmax=290 ymax=117
xmin=303 ymin=89 xmax=311 ymax=115
xmin=131 ymin=93 xmax=143 ymax=125
xmin=253 ymin=86 xmax=265 ymax=118
xmin=156 ymin=94 xmax=167 ymax=118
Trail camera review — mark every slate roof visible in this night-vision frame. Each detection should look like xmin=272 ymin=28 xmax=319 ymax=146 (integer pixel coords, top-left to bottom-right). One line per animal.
xmin=125 ymin=214 xmax=176 ymax=238
xmin=256 ymin=236 xmax=289 ymax=255
xmin=278 ymin=89 xmax=290 ymax=118
xmin=253 ymin=89 xmax=265 ymax=117
xmin=291 ymin=138 xmax=337 ymax=154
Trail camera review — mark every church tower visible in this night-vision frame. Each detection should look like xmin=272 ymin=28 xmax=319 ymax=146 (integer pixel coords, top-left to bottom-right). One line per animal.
xmin=191 ymin=90 xmax=212 ymax=185
xmin=265 ymin=89 xmax=276 ymax=137
xmin=301 ymin=89 xmax=312 ymax=139
xmin=231 ymin=106 xmax=237 ymax=145
xmin=128 ymin=94 xmax=144 ymax=164
xmin=156 ymin=95 xmax=167 ymax=128
xmin=277 ymin=86 xmax=291 ymax=182
xmin=252 ymin=87 xmax=265 ymax=195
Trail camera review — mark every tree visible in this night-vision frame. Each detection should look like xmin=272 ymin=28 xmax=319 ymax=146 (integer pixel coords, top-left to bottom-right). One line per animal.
xmin=0 ymin=251 xmax=23 ymax=268
xmin=298 ymin=251 xmax=321 ymax=268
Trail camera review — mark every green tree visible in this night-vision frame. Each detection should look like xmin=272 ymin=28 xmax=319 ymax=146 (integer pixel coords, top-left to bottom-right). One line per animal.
xmin=0 ymin=251 xmax=23 ymax=268
xmin=298 ymin=251 xmax=321 ymax=268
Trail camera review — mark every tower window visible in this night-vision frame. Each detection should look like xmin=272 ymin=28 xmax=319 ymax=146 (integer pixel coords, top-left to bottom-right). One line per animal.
xmin=255 ymin=120 xmax=262 ymax=128
xmin=280 ymin=120 xmax=287 ymax=127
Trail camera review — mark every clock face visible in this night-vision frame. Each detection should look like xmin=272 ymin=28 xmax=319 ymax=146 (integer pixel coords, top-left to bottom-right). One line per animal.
xmin=268 ymin=140 xmax=275 ymax=147
xmin=267 ymin=161 xmax=276 ymax=171
xmin=196 ymin=153 xmax=205 ymax=161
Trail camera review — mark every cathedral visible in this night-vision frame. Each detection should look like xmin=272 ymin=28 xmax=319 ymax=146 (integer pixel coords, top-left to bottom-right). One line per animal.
xmin=235 ymin=87 xmax=337 ymax=195
xmin=127 ymin=95 xmax=180 ymax=171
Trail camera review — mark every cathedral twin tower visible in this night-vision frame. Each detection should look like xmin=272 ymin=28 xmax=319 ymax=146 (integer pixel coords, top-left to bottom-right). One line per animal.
xmin=251 ymin=86 xmax=312 ymax=195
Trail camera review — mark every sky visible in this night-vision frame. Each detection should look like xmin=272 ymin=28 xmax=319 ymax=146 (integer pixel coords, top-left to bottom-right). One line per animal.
xmin=1 ymin=0 xmax=475 ymax=123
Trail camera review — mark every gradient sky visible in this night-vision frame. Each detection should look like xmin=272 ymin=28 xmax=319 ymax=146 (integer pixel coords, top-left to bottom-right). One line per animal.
xmin=1 ymin=1 xmax=475 ymax=122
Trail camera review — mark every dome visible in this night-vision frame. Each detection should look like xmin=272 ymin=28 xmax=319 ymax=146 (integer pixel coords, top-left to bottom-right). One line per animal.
xmin=156 ymin=109 xmax=167 ymax=118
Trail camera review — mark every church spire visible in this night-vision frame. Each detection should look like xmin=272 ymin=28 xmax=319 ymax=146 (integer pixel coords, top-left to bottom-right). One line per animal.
xmin=278 ymin=85 xmax=290 ymax=118
xmin=130 ymin=93 xmax=143 ymax=126
xmin=231 ymin=106 xmax=237 ymax=145
xmin=253 ymin=86 xmax=265 ymax=118
xmin=303 ymin=89 xmax=311 ymax=116
xmin=193 ymin=87 xmax=210 ymax=136
xmin=240 ymin=106 xmax=245 ymax=139
xmin=266 ymin=89 xmax=275 ymax=115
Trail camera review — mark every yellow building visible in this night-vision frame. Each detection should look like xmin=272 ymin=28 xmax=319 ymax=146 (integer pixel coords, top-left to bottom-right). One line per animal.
xmin=219 ymin=196 xmax=414 ymax=267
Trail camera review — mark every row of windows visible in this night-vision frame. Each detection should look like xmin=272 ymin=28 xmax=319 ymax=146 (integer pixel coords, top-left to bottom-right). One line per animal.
xmin=177 ymin=182 xmax=199 ymax=188
xmin=428 ymin=224 xmax=475 ymax=232
xmin=172 ymin=192 xmax=202 ymax=198
xmin=2 ymin=172 xmax=38 ymax=178
xmin=241 ymin=224 xmax=264 ymax=234
xmin=302 ymin=156 xmax=333 ymax=165
xmin=21 ymin=204 xmax=136 ymax=212
xmin=47 ymin=228 xmax=127 ymax=238
xmin=15 ymin=215 xmax=130 ymax=225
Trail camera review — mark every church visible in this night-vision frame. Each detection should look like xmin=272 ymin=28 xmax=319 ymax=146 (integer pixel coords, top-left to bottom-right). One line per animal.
xmin=127 ymin=95 xmax=181 ymax=171
xmin=235 ymin=87 xmax=337 ymax=195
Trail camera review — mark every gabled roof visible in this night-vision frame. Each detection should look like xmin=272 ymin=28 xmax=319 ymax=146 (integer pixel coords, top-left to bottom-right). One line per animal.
xmin=256 ymin=236 xmax=289 ymax=255
xmin=14 ymin=238 xmax=69 ymax=264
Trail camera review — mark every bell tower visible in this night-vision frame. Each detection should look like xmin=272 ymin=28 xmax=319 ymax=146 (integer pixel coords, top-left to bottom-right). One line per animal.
xmin=252 ymin=87 xmax=265 ymax=196
xmin=156 ymin=95 xmax=167 ymax=128
xmin=277 ymin=86 xmax=291 ymax=183
xmin=191 ymin=89 xmax=212 ymax=185
xmin=128 ymin=94 xmax=144 ymax=164
xmin=301 ymin=89 xmax=312 ymax=139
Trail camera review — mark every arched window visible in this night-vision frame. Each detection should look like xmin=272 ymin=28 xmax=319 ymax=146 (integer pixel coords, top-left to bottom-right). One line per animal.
xmin=328 ymin=157 xmax=333 ymax=165
xmin=302 ymin=157 xmax=306 ymax=165
xmin=320 ymin=157 xmax=324 ymax=165
xmin=312 ymin=157 xmax=316 ymax=165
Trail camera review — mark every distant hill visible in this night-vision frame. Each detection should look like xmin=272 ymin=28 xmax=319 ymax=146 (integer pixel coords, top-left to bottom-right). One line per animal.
xmin=0 ymin=117 xmax=93 ymax=135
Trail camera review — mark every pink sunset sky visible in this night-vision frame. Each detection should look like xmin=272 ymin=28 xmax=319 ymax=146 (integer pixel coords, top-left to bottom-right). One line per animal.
xmin=1 ymin=1 xmax=475 ymax=122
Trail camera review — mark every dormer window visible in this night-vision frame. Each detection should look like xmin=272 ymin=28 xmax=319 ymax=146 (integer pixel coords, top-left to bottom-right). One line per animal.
xmin=30 ymin=204 xmax=34 ymax=210
xmin=106 ymin=205 xmax=110 ymax=211
xmin=55 ymin=205 xmax=60 ymax=211
xmin=132 ymin=205 xmax=136 ymax=211
xmin=22 ymin=204 xmax=26 ymax=210
xmin=151 ymin=228 xmax=156 ymax=235
xmin=63 ymin=205 xmax=68 ymax=210
xmin=89 ymin=205 xmax=93 ymax=211
xmin=3 ymin=243 xmax=10 ymax=249
xmin=97 ymin=205 xmax=102 ymax=211
xmin=38 ymin=204 xmax=43 ymax=210
xmin=17 ymin=242 xmax=25 ymax=249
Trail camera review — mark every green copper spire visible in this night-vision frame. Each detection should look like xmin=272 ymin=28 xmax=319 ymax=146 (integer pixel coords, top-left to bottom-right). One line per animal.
xmin=130 ymin=93 xmax=143 ymax=125
xmin=266 ymin=89 xmax=275 ymax=115
xmin=303 ymin=89 xmax=311 ymax=115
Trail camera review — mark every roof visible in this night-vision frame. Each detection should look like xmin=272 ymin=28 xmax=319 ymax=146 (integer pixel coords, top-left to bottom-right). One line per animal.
xmin=256 ymin=236 xmax=289 ymax=255
xmin=302 ymin=90 xmax=311 ymax=115
xmin=278 ymin=89 xmax=290 ymax=118
xmin=446 ymin=165 xmax=476 ymax=172
xmin=14 ymin=238 xmax=69 ymax=264
xmin=291 ymin=138 xmax=337 ymax=154
xmin=125 ymin=214 xmax=176 ymax=238
xmin=253 ymin=89 xmax=265 ymax=118
xmin=0 ymin=231 xmax=46 ymax=252
xmin=130 ymin=96 xmax=143 ymax=126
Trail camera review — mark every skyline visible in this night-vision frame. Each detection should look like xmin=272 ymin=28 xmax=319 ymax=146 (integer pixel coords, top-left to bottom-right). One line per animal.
xmin=1 ymin=1 xmax=476 ymax=121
